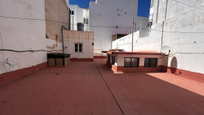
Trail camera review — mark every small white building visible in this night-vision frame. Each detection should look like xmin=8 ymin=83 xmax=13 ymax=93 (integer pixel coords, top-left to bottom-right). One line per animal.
xmin=64 ymin=30 xmax=94 ymax=61
xmin=89 ymin=0 xmax=148 ymax=57
xmin=69 ymin=5 xmax=89 ymax=31
xmin=102 ymin=51 xmax=164 ymax=74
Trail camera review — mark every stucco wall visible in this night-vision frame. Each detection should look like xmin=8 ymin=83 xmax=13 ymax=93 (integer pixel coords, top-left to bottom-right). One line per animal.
xmin=113 ymin=0 xmax=204 ymax=74
xmin=45 ymin=0 xmax=69 ymax=51
xmin=0 ymin=0 xmax=46 ymax=75
xmin=89 ymin=0 xmax=149 ymax=56
xmin=64 ymin=30 xmax=94 ymax=59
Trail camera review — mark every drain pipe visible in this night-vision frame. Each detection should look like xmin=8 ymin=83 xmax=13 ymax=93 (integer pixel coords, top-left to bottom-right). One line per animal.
xmin=61 ymin=26 xmax=68 ymax=54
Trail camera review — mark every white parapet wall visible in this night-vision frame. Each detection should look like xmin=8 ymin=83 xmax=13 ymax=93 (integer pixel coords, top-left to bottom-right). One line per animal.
xmin=0 ymin=0 xmax=47 ymax=75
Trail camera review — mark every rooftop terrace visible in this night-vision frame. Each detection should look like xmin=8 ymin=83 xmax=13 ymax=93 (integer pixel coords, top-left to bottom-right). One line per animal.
xmin=1 ymin=59 xmax=204 ymax=115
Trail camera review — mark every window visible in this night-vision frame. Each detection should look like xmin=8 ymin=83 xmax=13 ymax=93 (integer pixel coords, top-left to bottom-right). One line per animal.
xmin=86 ymin=19 xmax=88 ymax=24
xmin=75 ymin=43 xmax=82 ymax=52
xmin=144 ymin=58 xmax=158 ymax=68
xmin=83 ymin=18 xmax=88 ymax=24
xmin=112 ymin=56 xmax=115 ymax=65
xmin=124 ymin=57 xmax=139 ymax=68
xmin=108 ymin=55 xmax=110 ymax=63
xmin=46 ymin=34 xmax=49 ymax=39
xmin=70 ymin=11 xmax=74 ymax=15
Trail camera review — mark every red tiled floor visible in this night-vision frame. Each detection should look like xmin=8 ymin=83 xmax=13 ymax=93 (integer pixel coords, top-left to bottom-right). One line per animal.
xmin=1 ymin=59 xmax=204 ymax=115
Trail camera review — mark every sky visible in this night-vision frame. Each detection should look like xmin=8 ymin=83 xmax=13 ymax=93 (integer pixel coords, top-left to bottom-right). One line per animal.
xmin=69 ymin=0 xmax=151 ymax=17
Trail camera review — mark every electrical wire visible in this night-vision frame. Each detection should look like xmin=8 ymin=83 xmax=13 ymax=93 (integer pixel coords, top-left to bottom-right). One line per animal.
xmin=0 ymin=15 xmax=123 ymax=28
xmin=170 ymin=52 xmax=204 ymax=57
xmin=0 ymin=34 xmax=20 ymax=72
xmin=172 ymin=0 xmax=204 ymax=11
xmin=0 ymin=33 xmax=63 ymax=72
xmin=1 ymin=15 xmax=204 ymax=33
xmin=0 ymin=49 xmax=63 ymax=53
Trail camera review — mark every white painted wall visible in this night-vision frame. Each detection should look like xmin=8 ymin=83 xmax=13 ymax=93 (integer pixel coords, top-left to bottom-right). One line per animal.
xmin=89 ymin=0 xmax=148 ymax=56
xmin=112 ymin=0 xmax=204 ymax=74
xmin=69 ymin=5 xmax=89 ymax=31
xmin=64 ymin=30 xmax=94 ymax=59
xmin=0 ymin=0 xmax=47 ymax=75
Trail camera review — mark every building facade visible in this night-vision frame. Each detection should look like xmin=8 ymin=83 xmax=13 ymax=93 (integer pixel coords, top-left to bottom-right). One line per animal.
xmin=112 ymin=0 xmax=204 ymax=80
xmin=69 ymin=5 xmax=89 ymax=31
xmin=89 ymin=0 xmax=148 ymax=57
xmin=45 ymin=0 xmax=70 ymax=52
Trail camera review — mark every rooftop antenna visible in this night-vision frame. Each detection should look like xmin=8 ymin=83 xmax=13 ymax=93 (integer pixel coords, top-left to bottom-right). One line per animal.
xmin=83 ymin=0 xmax=85 ymax=8
xmin=132 ymin=0 xmax=135 ymax=52
xmin=161 ymin=45 xmax=172 ymax=55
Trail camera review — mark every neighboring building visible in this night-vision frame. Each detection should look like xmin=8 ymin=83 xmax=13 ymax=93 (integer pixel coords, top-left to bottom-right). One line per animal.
xmin=64 ymin=30 xmax=94 ymax=61
xmin=112 ymin=0 xmax=204 ymax=80
xmin=69 ymin=5 xmax=89 ymax=31
xmin=45 ymin=0 xmax=70 ymax=52
xmin=89 ymin=0 xmax=148 ymax=57
xmin=0 ymin=0 xmax=70 ymax=85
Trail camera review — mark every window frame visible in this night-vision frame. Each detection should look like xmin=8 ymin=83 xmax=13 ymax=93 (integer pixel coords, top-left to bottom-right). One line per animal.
xmin=74 ymin=43 xmax=83 ymax=53
xmin=79 ymin=44 xmax=82 ymax=52
xmin=144 ymin=58 xmax=158 ymax=68
xmin=70 ymin=11 xmax=74 ymax=15
xmin=83 ymin=18 xmax=88 ymax=24
xmin=124 ymin=57 xmax=140 ymax=68
xmin=86 ymin=19 xmax=88 ymax=24
xmin=108 ymin=55 xmax=110 ymax=63
xmin=112 ymin=56 xmax=115 ymax=65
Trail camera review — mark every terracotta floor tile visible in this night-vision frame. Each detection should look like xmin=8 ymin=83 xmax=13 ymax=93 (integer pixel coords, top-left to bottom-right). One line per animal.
xmin=91 ymin=103 xmax=107 ymax=114
xmin=1 ymin=60 xmax=204 ymax=115
xmin=76 ymin=104 xmax=91 ymax=115
xmin=42 ymin=107 xmax=61 ymax=115
xmin=104 ymin=103 xmax=121 ymax=112
xmin=64 ymin=96 xmax=78 ymax=106
xmin=77 ymin=96 xmax=91 ymax=105
xmin=102 ymin=95 xmax=116 ymax=103
xmin=59 ymin=106 xmax=77 ymax=115
xmin=131 ymin=101 xmax=148 ymax=110
xmin=48 ymin=97 xmax=66 ymax=107
xmin=137 ymin=108 xmax=156 ymax=115
xmin=107 ymin=110 xmax=123 ymax=115
xmin=118 ymin=102 xmax=135 ymax=111
xmin=124 ymin=110 xmax=140 ymax=115
xmin=7 ymin=109 xmax=29 ymax=115
xmin=25 ymin=107 xmax=46 ymax=115
xmin=91 ymin=96 xmax=103 ymax=104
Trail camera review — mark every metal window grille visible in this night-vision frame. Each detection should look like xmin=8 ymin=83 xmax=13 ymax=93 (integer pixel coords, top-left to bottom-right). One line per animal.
xmin=124 ymin=57 xmax=139 ymax=68
xmin=144 ymin=58 xmax=158 ymax=68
